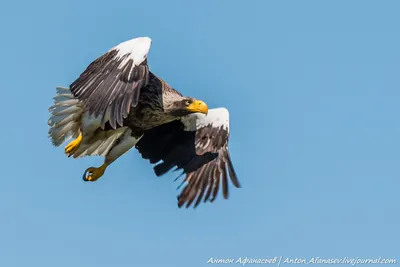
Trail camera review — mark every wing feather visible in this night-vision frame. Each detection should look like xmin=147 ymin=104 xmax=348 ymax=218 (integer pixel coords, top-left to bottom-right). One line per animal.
xmin=135 ymin=108 xmax=240 ymax=208
xmin=70 ymin=37 xmax=151 ymax=129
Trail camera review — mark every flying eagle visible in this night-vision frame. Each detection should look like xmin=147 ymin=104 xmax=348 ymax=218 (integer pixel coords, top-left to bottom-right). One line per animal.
xmin=48 ymin=37 xmax=240 ymax=208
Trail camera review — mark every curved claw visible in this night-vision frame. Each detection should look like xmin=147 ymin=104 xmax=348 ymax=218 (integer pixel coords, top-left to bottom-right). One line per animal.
xmin=65 ymin=134 xmax=83 ymax=157
xmin=82 ymin=168 xmax=91 ymax=181
xmin=82 ymin=165 xmax=107 ymax=182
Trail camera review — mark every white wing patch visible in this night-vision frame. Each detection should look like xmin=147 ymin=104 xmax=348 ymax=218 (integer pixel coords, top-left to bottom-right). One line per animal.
xmin=113 ymin=37 xmax=152 ymax=67
xmin=181 ymin=107 xmax=230 ymax=132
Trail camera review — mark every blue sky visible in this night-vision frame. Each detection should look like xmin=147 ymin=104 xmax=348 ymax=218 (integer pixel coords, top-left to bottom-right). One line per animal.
xmin=1 ymin=0 xmax=400 ymax=266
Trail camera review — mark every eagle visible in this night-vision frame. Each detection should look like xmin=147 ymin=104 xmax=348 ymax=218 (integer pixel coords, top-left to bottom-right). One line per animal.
xmin=48 ymin=37 xmax=240 ymax=208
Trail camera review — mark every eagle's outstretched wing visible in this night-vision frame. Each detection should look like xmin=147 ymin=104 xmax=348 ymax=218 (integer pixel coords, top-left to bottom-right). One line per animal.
xmin=135 ymin=108 xmax=240 ymax=208
xmin=70 ymin=37 xmax=152 ymax=129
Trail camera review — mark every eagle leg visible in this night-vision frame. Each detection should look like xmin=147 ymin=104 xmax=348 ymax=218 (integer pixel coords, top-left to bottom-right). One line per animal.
xmin=65 ymin=133 xmax=83 ymax=157
xmin=82 ymin=129 xmax=140 ymax=182
xmin=83 ymin=163 xmax=108 ymax=182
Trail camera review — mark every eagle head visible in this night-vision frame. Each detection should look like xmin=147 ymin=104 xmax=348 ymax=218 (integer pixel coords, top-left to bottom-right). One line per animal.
xmin=168 ymin=97 xmax=209 ymax=117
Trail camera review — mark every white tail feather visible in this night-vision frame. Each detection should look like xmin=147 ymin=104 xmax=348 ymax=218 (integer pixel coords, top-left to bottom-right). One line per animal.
xmin=49 ymin=86 xmax=129 ymax=158
xmin=48 ymin=87 xmax=84 ymax=146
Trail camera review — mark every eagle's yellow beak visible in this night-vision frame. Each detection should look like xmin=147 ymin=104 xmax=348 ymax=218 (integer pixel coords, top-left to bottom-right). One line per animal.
xmin=186 ymin=100 xmax=208 ymax=115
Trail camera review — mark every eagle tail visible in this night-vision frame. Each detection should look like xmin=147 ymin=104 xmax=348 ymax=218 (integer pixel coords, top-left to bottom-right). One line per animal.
xmin=48 ymin=86 xmax=83 ymax=146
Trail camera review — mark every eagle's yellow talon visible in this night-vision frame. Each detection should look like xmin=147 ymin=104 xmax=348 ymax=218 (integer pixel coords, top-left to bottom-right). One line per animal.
xmin=83 ymin=164 xmax=108 ymax=182
xmin=65 ymin=134 xmax=83 ymax=157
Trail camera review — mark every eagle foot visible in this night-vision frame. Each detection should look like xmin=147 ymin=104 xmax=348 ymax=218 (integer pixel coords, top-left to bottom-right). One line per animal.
xmin=83 ymin=164 xmax=107 ymax=182
xmin=65 ymin=134 xmax=83 ymax=157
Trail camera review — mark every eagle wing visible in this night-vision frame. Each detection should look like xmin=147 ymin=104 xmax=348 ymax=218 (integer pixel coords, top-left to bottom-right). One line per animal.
xmin=70 ymin=37 xmax=152 ymax=129
xmin=135 ymin=108 xmax=240 ymax=208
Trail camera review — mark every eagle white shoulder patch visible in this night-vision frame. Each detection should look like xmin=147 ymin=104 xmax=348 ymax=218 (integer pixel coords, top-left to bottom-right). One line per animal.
xmin=112 ymin=37 xmax=152 ymax=66
xmin=181 ymin=107 xmax=230 ymax=132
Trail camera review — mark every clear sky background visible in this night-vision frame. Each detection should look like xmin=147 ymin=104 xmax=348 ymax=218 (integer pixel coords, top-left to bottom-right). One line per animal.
xmin=1 ymin=0 xmax=399 ymax=266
